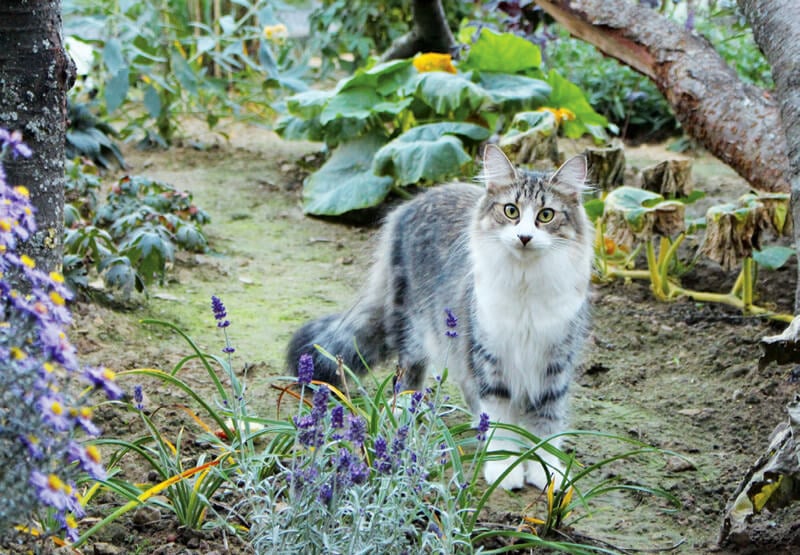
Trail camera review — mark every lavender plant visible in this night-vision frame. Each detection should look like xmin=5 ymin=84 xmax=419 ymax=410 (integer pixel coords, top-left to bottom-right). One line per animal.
xmin=242 ymin=359 xmax=484 ymax=554
xmin=0 ymin=130 xmax=118 ymax=544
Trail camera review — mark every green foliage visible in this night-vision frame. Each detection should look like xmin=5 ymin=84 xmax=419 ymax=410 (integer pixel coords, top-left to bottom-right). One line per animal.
xmin=278 ymin=29 xmax=610 ymax=216
xmin=63 ymin=164 xmax=210 ymax=299
xmin=308 ymin=0 xmax=474 ymax=75
xmin=593 ymin=186 xmax=793 ymax=323
xmin=66 ymin=100 xmax=126 ymax=169
xmin=64 ymin=0 xmax=307 ymax=145
xmin=545 ymin=34 xmax=676 ymax=140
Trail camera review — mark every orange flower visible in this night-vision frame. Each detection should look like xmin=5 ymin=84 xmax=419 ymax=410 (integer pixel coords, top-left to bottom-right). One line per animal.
xmin=413 ymin=52 xmax=457 ymax=74
xmin=537 ymin=106 xmax=576 ymax=125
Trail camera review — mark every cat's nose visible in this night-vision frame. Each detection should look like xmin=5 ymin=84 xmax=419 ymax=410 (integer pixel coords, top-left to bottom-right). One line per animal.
xmin=518 ymin=234 xmax=532 ymax=246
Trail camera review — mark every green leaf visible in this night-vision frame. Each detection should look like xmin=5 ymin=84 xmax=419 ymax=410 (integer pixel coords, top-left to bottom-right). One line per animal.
xmin=373 ymin=123 xmax=485 ymax=185
xmin=412 ymin=72 xmax=487 ymax=115
xmin=336 ymin=58 xmax=416 ymax=96
xmin=604 ymin=186 xmax=684 ymax=233
xmin=460 ymin=28 xmax=542 ymax=73
xmin=303 ymin=133 xmax=394 ymax=216
xmin=320 ymin=87 xmax=381 ymax=124
xmin=478 ymin=73 xmax=550 ymax=108
xmin=143 ymin=85 xmax=162 ymax=119
xmin=286 ymin=89 xmax=336 ymax=119
xmin=753 ymin=246 xmax=795 ymax=270
xmin=583 ymin=198 xmax=605 ymax=222
xmin=546 ymin=69 xmax=609 ymax=141
xmin=105 ymin=67 xmax=129 ymax=114
xmin=103 ymin=39 xmax=125 ymax=74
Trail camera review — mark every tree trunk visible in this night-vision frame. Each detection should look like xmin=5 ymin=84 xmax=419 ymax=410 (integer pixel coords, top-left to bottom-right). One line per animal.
xmin=533 ymin=0 xmax=790 ymax=195
xmin=738 ymin=0 xmax=800 ymax=311
xmin=0 ymin=0 xmax=74 ymax=274
xmin=381 ymin=0 xmax=456 ymax=61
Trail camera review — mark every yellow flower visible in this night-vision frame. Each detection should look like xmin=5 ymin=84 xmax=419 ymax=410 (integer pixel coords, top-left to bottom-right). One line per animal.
xmin=86 ymin=445 xmax=102 ymax=463
xmin=20 ymin=254 xmax=35 ymax=268
xmin=49 ymin=291 xmax=66 ymax=306
xmin=48 ymin=474 xmax=65 ymax=492
xmin=11 ymin=346 xmax=27 ymax=360
xmin=263 ymin=23 xmax=288 ymax=40
xmin=537 ymin=106 xmax=576 ymax=125
xmin=413 ymin=52 xmax=457 ymax=74
xmin=0 ymin=219 xmax=11 ymax=232
xmin=14 ymin=185 xmax=30 ymax=197
xmin=50 ymin=271 xmax=65 ymax=284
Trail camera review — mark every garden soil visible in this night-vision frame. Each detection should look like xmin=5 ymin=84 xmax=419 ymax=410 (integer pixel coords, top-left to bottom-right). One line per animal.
xmin=61 ymin=124 xmax=800 ymax=554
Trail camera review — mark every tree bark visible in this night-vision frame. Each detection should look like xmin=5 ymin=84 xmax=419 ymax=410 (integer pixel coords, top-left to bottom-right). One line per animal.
xmin=533 ymin=0 xmax=791 ymax=195
xmin=381 ymin=0 xmax=456 ymax=61
xmin=738 ymin=0 xmax=800 ymax=311
xmin=0 ymin=0 xmax=74 ymax=274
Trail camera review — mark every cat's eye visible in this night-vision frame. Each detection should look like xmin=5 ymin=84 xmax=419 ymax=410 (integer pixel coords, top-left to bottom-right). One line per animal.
xmin=503 ymin=203 xmax=520 ymax=219
xmin=537 ymin=208 xmax=555 ymax=223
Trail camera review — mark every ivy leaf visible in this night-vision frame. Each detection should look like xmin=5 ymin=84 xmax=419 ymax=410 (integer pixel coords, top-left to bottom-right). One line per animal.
xmin=303 ymin=133 xmax=394 ymax=216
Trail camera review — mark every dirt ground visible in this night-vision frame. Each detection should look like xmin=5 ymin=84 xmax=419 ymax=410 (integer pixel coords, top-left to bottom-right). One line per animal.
xmin=62 ymin=124 xmax=800 ymax=554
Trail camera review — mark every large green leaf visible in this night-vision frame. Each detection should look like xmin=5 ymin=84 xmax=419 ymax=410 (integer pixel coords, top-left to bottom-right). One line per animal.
xmin=546 ymin=69 xmax=610 ymax=141
xmin=478 ymin=73 xmax=550 ymax=108
xmin=320 ymin=87 xmax=382 ymax=124
xmin=336 ymin=58 xmax=416 ymax=96
xmin=412 ymin=72 xmax=488 ymax=115
xmin=304 ymin=133 xmax=394 ymax=216
xmin=373 ymin=123 xmax=485 ymax=185
xmin=286 ymin=89 xmax=336 ymax=119
xmin=459 ymin=28 xmax=542 ymax=74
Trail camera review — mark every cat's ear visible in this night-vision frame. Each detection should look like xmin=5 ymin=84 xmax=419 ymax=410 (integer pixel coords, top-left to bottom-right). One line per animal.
xmin=550 ymin=154 xmax=588 ymax=200
xmin=481 ymin=144 xmax=517 ymax=193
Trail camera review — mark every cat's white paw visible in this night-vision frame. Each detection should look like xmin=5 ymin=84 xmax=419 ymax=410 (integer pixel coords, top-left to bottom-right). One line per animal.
xmin=484 ymin=458 xmax=525 ymax=490
xmin=524 ymin=455 xmax=566 ymax=491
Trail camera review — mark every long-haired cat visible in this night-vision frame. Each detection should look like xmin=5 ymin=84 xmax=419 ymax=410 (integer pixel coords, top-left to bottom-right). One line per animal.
xmin=288 ymin=144 xmax=594 ymax=490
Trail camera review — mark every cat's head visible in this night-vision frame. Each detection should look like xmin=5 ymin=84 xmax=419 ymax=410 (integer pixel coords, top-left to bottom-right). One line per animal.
xmin=475 ymin=145 xmax=591 ymax=257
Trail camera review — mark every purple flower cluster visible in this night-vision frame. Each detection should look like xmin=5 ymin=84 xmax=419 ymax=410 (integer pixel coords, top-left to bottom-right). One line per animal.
xmin=444 ymin=308 xmax=458 ymax=338
xmin=476 ymin=412 xmax=491 ymax=442
xmin=0 ymin=130 xmax=116 ymax=542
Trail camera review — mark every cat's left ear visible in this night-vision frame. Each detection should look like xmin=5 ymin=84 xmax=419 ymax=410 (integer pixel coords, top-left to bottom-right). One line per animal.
xmin=481 ymin=144 xmax=517 ymax=193
xmin=550 ymin=155 xmax=588 ymax=200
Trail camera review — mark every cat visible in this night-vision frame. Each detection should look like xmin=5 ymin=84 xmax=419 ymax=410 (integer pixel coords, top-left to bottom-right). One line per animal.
xmin=287 ymin=144 xmax=594 ymax=490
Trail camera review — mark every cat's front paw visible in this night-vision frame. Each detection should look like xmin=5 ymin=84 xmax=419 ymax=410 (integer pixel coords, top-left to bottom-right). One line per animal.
xmin=484 ymin=458 xmax=525 ymax=490
xmin=524 ymin=455 xmax=566 ymax=491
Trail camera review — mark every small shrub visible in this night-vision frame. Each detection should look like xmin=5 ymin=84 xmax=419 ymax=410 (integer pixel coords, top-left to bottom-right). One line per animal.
xmin=64 ymin=164 xmax=210 ymax=299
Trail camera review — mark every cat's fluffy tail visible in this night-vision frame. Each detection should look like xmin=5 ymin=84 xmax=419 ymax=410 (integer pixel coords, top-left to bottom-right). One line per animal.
xmin=286 ymin=300 xmax=387 ymax=385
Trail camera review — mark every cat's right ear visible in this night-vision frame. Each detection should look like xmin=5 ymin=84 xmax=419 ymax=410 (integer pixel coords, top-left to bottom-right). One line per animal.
xmin=481 ymin=144 xmax=517 ymax=193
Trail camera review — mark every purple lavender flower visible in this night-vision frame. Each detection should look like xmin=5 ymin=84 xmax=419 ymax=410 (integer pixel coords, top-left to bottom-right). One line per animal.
xmin=349 ymin=460 xmax=369 ymax=485
xmin=373 ymin=435 xmax=393 ymax=474
xmin=444 ymin=308 xmax=458 ymax=338
xmin=133 ymin=384 xmax=145 ymax=411
xmin=211 ymin=295 xmax=230 ymax=328
xmin=438 ymin=442 xmax=448 ymax=466
xmin=318 ymin=482 xmax=333 ymax=503
xmin=330 ymin=404 xmax=344 ymax=428
xmin=391 ymin=425 xmax=409 ymax=456
xmin=297 ymin=353 xmax=314 ymax=385
xmin=408 ymin=391 xmax=424 ymax=414
xmin=311 ymin=385 xmax=330 ymax=422
xmin=293 ymin=414 xmax=320 ymax=447
xmin=345 ymin=414 xmax=366 ymax=446
xmin=476 ymin=412 xmax=490 ymax=442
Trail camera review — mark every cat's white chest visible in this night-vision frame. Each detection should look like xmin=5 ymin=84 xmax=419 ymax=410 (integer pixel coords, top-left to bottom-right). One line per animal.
xmin=472 ymin=248 xmax=585 ymax=389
